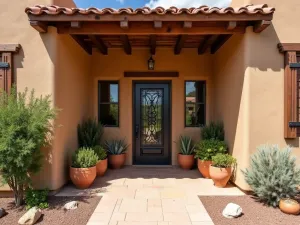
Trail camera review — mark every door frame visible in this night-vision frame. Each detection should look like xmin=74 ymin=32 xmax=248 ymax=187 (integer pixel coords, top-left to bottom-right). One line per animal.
xmin=132 ymin=80 xmax=172 ymax=165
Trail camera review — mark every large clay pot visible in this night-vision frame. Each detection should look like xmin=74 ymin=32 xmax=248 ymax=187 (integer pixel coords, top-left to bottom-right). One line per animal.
xmin=178 ymin=154 xmax=194 ymax=170
xmin=279 ymin=198 xmax=300 ymax=215
xmin=96 ymin=158 xmax=108 ymax=176
xmin=198 ymin=160 xmax=212 ymax=178
xmin=209 ymin=165 xmax=232 ymax=188
xmin=108 ymin=154 xmax=126 ymax=169
xmin=70 ymin=166 xmax=96 ymax=189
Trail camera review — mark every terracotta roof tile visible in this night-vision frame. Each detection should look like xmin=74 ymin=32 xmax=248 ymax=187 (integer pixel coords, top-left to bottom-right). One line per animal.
xmin=25 ymin=4 xmax=275 ymax=16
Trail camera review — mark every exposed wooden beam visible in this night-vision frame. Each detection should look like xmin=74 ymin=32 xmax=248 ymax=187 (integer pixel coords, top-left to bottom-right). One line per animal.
xmin=88 ymin=35 xmax=108 ymax=55
xmin=120 ymin=20 xmax=129 ymax=29
xmin=124 ymin=71 xmax=179 ymax=77
xmin=183 ymin=21 xmax=192 ymax=28
xmin=71 ymin=35 xmax=92 ymax=55
xmin=154 ymin=21 xmax=162 ymax=29
xmin=174 ymin=35 xmax=187 ymax=55
xmin=198 ymin=35 xmax=218 ymax=54
xmin=253 ymin=20 xmax=271 ymax=33
xmin=30 ymin=21 xmax=48 ymax=33
xmin=120 ymin=35 xmax=131 ymax=55
xmin=227 ymin=21 xmax=237 ymax=30
xmin=71 ymin=21 xmax=81 ymax=28
xmin=211 ymin=35 xmax=233 ymax=54
xmin=28 ymin=13 xmax=273 ymax=22
xmin=278 ymin=43 xmax=300 ymax=53
xmin=57 ymin=23 xmax=244 ymax=35
xmin=0 ymin=44 xmax=20 ymax=53
xmin=150 ymin=35 xmax=156 ymax=55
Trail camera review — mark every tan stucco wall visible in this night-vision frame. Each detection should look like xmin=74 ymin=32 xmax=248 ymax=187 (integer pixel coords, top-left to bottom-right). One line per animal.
xmin=92 ymin=48 xmax=213 ymax=165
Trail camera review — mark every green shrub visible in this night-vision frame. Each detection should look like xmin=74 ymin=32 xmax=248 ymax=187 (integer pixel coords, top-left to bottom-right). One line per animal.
xmin=194 ymin=139 xmax=227 ymax=160
xmin=212 ymin=154 xmax=236 ymax=168
xmin=201 ymin=121 xmax=224 ymax=141
xmin=243 ymin=144 xmax=300 ymax=207
xmin=0 ymin=87 xmax=57 ymax=207
xmin=177 ymin=136 xmax=195 ymax=155
xmin=72 ymin=147 xmax=98 ymax=168
xmin=78 ymin=118 xmax=104 ymax=148
xmin=93 ymin=145 xmax=107 ymax=160
xmin=104 ymin=139 xmax=129 ymax=155
xmin=25 ymin=189 xmax=49 ymax=210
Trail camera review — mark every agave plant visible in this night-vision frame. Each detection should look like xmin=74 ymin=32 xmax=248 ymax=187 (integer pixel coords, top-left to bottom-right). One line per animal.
xmin=104 ymin=139 xmax=129 ymax=155
xmin=177 ymin=136 xmax=195 ymax=155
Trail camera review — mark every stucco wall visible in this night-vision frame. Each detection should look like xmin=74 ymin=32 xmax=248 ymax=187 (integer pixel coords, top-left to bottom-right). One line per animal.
xmin=91 ymin=48 xmax=213 ymax=165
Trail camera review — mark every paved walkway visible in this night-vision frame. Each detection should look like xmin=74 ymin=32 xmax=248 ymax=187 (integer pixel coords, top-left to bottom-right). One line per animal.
xmin=57 ymin=166 xmax=244 ymax=225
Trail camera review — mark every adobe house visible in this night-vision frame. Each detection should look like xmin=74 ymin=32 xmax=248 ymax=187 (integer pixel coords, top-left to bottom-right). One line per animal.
xmin=0 ymin=0 xmax=299 ymax=192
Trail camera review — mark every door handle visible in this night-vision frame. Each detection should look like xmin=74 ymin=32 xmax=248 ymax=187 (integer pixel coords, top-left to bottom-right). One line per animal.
xmin=135 ymin=125 xmax=139 ymax=139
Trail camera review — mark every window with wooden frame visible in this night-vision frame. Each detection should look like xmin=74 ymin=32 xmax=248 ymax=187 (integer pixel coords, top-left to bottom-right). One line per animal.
xmin=278 ymin=43 xmax=300 ymax=138
xmin=98 ymin=81 xmax=119 ymax=127
xmin=185 ymin=81 xmax=206 ymax=127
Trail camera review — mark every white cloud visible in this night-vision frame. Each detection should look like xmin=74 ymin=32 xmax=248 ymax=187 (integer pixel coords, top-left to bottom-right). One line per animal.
xmin=116 ymin=0 xmax=125 ymax=4
xmin=146 ymin=0 xmax=231 ymax=8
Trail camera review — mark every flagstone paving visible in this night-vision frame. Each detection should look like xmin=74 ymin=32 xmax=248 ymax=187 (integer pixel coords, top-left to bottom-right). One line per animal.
xmin=56 ymin=166 xmax=244 ymax=225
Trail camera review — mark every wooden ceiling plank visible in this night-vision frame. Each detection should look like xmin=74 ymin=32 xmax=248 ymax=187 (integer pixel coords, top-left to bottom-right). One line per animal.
xmin=253 ymin=20 xmax=271 ymax=33
xmin=88 ymin=35 xmax=108 ymax=55
xmin=150 ymin=35 xmax=156 ymax=55
xmin=30 ymin=21 xmax=48 ymax=33
xmin=71 ymin=35 xmax=92 ymax=55
xmin=227 ymin=21 xmax=237 ymax=30
xmin=120 ymin=35 xmax=131 ymax=55
xmin=120 ymin=20 xmax=129 ymax=29
xmin=71 ymin=21 xmax=81 ymax=28
xmin=211 ymin=34 xmax=233 ymax=54
xmin=198 ymin=35 xmax=218 ymax=54
xmin=154 ymin=21 xmax=162 ymax=29
xmin=183 ymin=21 xmax=192 ymax=28
xmin=0 ymin=44 xmax=20 ymax=53
xmin=174 ymin=35 xmax=187 ymax=55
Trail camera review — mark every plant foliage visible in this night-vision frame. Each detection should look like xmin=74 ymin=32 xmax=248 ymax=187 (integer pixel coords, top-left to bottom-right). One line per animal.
xmin=104 ymin=139 xmax=129 ymax=155
xmin=78 ymin=118 xmax=104 ymax=148
xmin=211 ymin=153 xmax=236 ymax=168
xmin=0 ymin=87 xmax=57 ymax=207
xmin=243 ymin=144 xmax=300 ymax=207
xmin=25 ymin=189 xmax=49 ymax=210
xmin=201 ymin=121 xmax=224 ymax=141
xmin=177 ymin=136 xmax=195 ymax=155
xmin=72 ymin=147 xmax=98 ymax=168
xmin=194 ymin=139 xmax=227 ymax=160
xmin=93 ymin=145 xmax=107 ymax=160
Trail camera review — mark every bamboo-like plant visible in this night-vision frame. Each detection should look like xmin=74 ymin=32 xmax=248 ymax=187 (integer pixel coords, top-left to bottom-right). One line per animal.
xmin=77 ymin=118 xmax=104 ymax=148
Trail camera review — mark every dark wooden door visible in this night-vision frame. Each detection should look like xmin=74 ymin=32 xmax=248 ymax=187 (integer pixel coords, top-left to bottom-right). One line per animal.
xmin=133 ymin=82 xmax=171 ymax=165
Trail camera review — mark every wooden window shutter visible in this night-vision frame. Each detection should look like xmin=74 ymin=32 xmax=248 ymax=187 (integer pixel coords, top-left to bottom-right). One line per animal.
xmin=0 ymin=52 xmax=13 ymax=94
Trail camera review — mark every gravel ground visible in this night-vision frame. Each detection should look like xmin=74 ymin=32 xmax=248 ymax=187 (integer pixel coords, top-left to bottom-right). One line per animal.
xmin=0 ymin=196 xmax=101 ymax=225
xmin=200 ymin=195 xmax=300 ymax=225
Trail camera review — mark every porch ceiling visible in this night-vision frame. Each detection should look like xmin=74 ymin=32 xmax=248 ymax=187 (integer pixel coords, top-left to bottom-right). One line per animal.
xmin=25 ymin=4 xmax=275 ymax=55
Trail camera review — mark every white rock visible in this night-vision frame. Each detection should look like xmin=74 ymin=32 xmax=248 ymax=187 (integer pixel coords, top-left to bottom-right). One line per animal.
xmin=64 ymin=201 xmax=78 ymax=210
xmin=18 ymin=207 xmax=42 ymax=225
xmin=0 ymin=208 xmax=6 ymax=218
xmin=222 ymin=203 xmax=243 ymax=219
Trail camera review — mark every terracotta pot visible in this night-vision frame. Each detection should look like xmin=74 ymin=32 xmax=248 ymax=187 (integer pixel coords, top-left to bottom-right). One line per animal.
xmin=197 ymin=160 xmax=212 ymax=178
xmin=70 ymin=166 xmax=96 ymax=189
xmin=108 ymin=154 xmax=126 ymax=169
xmin=209 ymin=165 xmax=232 ymax=188
xmin=96 ymin=158 xmax=108 ymax=176
xmin=279 ymin=198 xmax=300 ymax=215
xmin=178 ymin=154 xmax=194 ymax=170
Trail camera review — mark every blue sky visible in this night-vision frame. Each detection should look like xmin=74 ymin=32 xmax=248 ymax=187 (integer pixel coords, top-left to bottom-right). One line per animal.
xmin=74 ymin=0 xmax=147 ymax=8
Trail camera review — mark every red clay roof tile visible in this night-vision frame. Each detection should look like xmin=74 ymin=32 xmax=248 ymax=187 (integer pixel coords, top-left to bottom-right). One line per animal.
xmin=25 ymin=4 xmax=275 ymax=16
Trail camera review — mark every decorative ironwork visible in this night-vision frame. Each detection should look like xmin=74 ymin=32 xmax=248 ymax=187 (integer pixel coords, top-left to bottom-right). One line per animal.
xmin=141 ymin=89 xmax=163 ymax=145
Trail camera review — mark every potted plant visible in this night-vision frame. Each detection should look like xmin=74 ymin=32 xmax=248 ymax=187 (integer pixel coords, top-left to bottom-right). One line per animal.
xmin=94 ymin=145 xmax=108 ymax=176
xmin=70 ymin=147 xmax=98 ymax=189
xmin=194 ymin=139 xmax=227 ymax=178
xmin=78 ymin=118 xmax=104 ymax=148
xmin=105 ymin=139 xmax=129 ymax=169
xmin=176 ymin=136 xmax=195 ymax=170
xmin=210 ymin=153 xmax=236 ymax=188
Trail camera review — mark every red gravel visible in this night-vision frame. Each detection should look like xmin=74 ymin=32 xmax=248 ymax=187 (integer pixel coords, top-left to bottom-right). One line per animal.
xmin=200 ymin=195 xmax=300 ymax=225
xmin=0 ymin=196 xmax=101 ymax=225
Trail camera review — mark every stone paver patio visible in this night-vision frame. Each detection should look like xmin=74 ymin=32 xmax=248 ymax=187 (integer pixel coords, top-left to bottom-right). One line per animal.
xmin=56 ymin=166 xmax=244 ymax=225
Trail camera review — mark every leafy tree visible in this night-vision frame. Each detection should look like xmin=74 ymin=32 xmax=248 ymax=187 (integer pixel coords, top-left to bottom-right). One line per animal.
xmin=0 ymin=87 xmax=57 ymax=207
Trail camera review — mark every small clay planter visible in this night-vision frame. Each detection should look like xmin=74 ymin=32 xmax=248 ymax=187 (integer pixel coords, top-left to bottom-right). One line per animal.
xmin=70 ymin=166 xmax=96 ymax=189
xmin=279 ymin=198 xmax=300 ymax=215
xmin=209 ymin=165 xmax=232 ymax=188
xmin=178 ymin=154 xmax=194 ymax=170
xmin=108 ymin=154 xmax=126 ymax=169
xmin=197 ymin=160 xmax=212 ymax=178
xmin=96 ymin=158 xmax=108 ymax=176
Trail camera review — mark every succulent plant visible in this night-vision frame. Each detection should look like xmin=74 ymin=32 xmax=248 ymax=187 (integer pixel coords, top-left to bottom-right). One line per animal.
xmin=104 ymin=139 xmax=129 ymax=155
xmin=177 ymin=136 xmax=195 ymax=155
